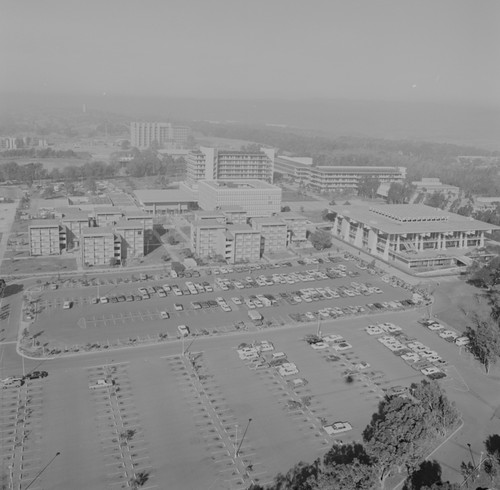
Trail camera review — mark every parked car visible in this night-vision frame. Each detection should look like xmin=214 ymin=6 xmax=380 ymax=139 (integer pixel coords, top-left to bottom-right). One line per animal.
xmin=160 ymin=311 xmax=170 ymax=319
xmin=177 ymin=325 xmax=190 ymax=337
xmin=25 ymin=370 xmax=48 ymax=380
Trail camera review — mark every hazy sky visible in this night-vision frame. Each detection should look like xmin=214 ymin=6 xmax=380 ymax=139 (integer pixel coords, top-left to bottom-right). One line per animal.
xmin=1 ymin=0 xmax=499 ymax=105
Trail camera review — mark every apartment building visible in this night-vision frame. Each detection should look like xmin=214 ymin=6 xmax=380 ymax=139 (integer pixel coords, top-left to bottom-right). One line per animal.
xmin=130 ymin=122 xmax=190 ymax=149
xmin=81 ymin=227 xmax=122 ymax=266
xmin=225 ymin=225 xmax=261 ymax=264
xmin=198 ymin=180 xmax=281 ymax=217
xmin=280 ymin=213 xmax=308 ymax=243
xmin=190 ymin=219 xmax=226 ymax=258
xmin=274 ymin=155 xmax=406 ymax=192
xmin=61 ymin=211 xmax=90 ymax=248
xmin=124 ymin=211 xmax=154 ymax=230
xmin=29 ymin=220 xmax=66 ymax=256
xmin=251 ymin=217 xmax=288 ymax=254
xmin=219 ymin=206 xmax=248 ymax=225
xmin=94 ymin=207 xmax=123 ymax=227
xmin=115 ymin=220 xmax=144 ymax=259
xmin=186 ymin=147 xmax=275 ymax=184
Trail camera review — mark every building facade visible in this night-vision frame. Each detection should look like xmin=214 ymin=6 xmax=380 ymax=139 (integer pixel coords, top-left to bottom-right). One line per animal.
xmin=197 ymin=180 xmax=281 ymax=217
xmin=251 ymin=217 xmax=288 ymax=254
xmin=130 ymin=122 xmax=190 ymax=149
xmin=225 ymin=225 xmax=261 ymax=263
xmin=280 ymin=213 xmax=308 ymax=243
xmin=274 ymin=155 xmax=406 ymax=192
xmin=190 ymin=219 xmax=226 ymax=259
xmin=186 ymin=147 xmax=275 ymax=184
xmin=115 ymin=220 xmax=145 ymax=259
xmin=29 ymin=220 xmax=66 ymax=256
xmin=81 ymin=227 xmax=122 ymax=266
xmin=329 ymin=203 xmax=499 ymax=270
xmin=133 ymin=189 xmax=196 ymax=214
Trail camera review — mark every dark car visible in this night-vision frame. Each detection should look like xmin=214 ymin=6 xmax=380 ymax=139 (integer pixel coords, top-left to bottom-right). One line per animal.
xmin=117 ymin=295 xmax=126 ymax=302
xmin=207 ymin=300 xmax=218 ymax=307
xmin=200 ymin=301 xmax=210 ymax=309
xmin=25 ymin=371 xmax=48 ymax=380
xmin=110 ymin=296 xmax=118 ymax=303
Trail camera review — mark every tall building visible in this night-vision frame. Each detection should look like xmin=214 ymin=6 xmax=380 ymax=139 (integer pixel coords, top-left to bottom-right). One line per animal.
xmin=130 ymin=122 xmax=190 ymax=149
xmin=280 ymin=213 xmax=308 ymax=243
xmin=274 ymin=155 xmax=406 ymax=192
xmin=115 ymin=220 xmax=145 ymax=259
xmin=186 ymin=147 xmax=275 ymax=184
xmin=198 ymin=180 xmax=281 ymax=217
xmin=225 ymin=225 xmax=261 ymax=263
xmin=29 ymin=220 xmax=66 ymax=256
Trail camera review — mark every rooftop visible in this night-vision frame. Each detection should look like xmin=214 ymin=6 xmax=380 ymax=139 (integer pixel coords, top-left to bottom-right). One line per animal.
xmin=227 ymin=224 xmax=258 ymax=232
xmin=29 ymin=219 xmax=60 ymax=228
xmin=252 ymin=217 xmax=286 ymax=225
xmin=82 ymin=226 xmax=116 ymax=237
xmin=134 ymin=189 xmax=196 ymax=204
xmin=192 ymin=219 xmax=226 ymax=229
xmin=94 ymin=206 xmax=122 ymax=214
xmin=115 ymin=219 xmax=144 ymax=229
xmin=199 ymin=180 xmax=278 ymax=190
xmin=331 ymin=203 xmax=500 ymax=234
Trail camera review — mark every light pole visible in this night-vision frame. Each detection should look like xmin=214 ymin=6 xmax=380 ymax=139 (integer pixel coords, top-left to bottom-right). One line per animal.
xmin=467 ymin=443 xmax=476 ymax=467
xmin=234 ymin=424 xmax=239 ymax=457
xmin=25 ymin=451 xmax=61 ymax=489
xmin=236 ymin=418 xmax=252 ymax=458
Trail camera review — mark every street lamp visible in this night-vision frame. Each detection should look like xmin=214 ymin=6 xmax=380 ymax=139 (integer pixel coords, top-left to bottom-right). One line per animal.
xmin=236 ymin=418 xmax=252 ymax=458
xmin=25 ymin=451 xmax=61 ymax=489
xmin=467 ymin=443 xmax=476 ymax=467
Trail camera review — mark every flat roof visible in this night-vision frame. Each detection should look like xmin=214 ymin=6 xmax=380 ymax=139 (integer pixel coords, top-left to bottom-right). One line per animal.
xmin=29 ymin=219 xmax=60 ymax=228
xmin=114 ymin=219 xmax=144 ymax=229
xmin=61 ymin=211 xmax=89 ymax=220
xmin=331 ymin=203 xmax=500 ymax=234
xmin=227 ymin=224 xmax=258 ymax=232
xmin=199 ymin=180 xmax=278 ymax=190
xmin=94 ymin=206 xmax=122 ymax=214
xmin=252 ymin=217 xmax=286 ymax=225
xmin=192 ymin=219 xmax=226 ymax=229
xmin=279 ymin=212 xmax=307 ymax=221
xmin=82 ymin=226 xmax=115 ymax=237
xmin=134 ymin=189 xmax=196 ymax=204
xmin=193 ymin=210 xmax=225 ymax=218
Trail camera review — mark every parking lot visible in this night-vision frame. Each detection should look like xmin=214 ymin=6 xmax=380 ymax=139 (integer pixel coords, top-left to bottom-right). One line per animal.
xmin=26 ymin=256 xmax=420 ymax=352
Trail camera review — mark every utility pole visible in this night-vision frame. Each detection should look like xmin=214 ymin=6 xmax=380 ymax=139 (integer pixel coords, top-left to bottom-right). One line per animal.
xmin=236 ymin=418 xmax=252 ymax=458
xmin=25 ymin=451 xmax=61 ymax=489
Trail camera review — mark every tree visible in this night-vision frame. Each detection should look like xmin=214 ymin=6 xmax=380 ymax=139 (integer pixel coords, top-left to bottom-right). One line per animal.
xmin=171 ymin=261 xmax=185 ymax=274
xmin=41 ymin=185 xmax=55 ymax=199
xmin=166 ymin=234 xmax=178 ymax=246
xmin=387 ymin=182 xmax=414 ymax=204
xmin=85 ymin=177 xmax=97 ymax=194
xmin=281 ymin=206 xmax=291 ymax=212
xmin=109 ymin=257 xmax=120 ymax=267
xmin=425 ymin=192 xmax=447 ymax=210
xmin=465 ymin=316 xmax=500 ymax=374
xmin=309 ymin=230 xmax=332 ymax=250
xmin=358 ymin=176 xmax=380 ymax=199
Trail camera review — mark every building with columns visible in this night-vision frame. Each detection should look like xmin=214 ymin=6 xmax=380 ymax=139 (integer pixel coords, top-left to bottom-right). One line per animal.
xmin=328 ymin=203 xmax=499 ymax=270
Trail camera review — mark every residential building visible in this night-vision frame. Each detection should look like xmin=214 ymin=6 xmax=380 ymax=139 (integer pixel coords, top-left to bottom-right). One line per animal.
xmin=81 ymin=227 xmax=122 ymax=266
xmin=280 ymin=213 xmax=308 ymax=243
xmin=61 ymin=211 xmax=91 ymax=248
xmin=251 ymin=217 xmax=288 ymax=254
xmin=115 ymin=220 xmax=144 ymax=259
xmin=94 ymin=207 xmax=123 ymax=227
xmin=186 ymin=147 xmax=275 ymax=185
xmin=220 ymin=206 xmax=248 ymax=225
xmin=224 ymin=225 xmax=261 ymax=264
xmin=190 ymin=219 xmax=227 ymax=259
xmin=192 ymin=211 xmax=227 ymax=224
xmin=274 ymin=155 xmax=406 ymax=192
xmin=29 ymin=220 xmax=66 ymax=256
xmin=329 ymin=203 xmax=500 ymax=270
xmin=198 ymin=180 xmax=281 ymax=217
xmin=130 ymin=122 xmax=190 ymax=149
xmin=133 ymin=189 xmax=196 ymax=214
xmin=123 ymin=210 xmax=154 ymax=229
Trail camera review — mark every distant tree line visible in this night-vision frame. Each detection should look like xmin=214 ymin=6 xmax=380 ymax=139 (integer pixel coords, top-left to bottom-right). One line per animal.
xmin=0 ymin=148 xmax=81 ymax=158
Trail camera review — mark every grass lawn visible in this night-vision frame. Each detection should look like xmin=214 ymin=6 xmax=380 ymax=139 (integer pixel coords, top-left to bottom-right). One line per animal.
xmin=282 ymin=190 xmax=318 ymax=202
xmin=0 ymin=256 xmax=77 ymax=274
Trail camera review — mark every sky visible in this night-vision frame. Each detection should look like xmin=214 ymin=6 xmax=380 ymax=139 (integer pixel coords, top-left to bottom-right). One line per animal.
xmin=1 ymin=0 xmax=499 ymax=106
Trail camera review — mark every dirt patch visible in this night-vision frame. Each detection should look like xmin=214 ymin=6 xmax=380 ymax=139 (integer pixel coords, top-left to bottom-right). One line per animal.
xmin=0 ymin=256 xmax=78 ymax=275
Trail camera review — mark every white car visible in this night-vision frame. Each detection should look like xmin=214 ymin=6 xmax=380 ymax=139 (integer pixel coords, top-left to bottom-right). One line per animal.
xmin=231 ymin=297 xmax=242 ymax=305
xmin=366 ymin=325 xmax=384 ymax=336
xmin=322 ymin=334 xmax=344 ymax=343
xmin=401 ymin=352 xmax=420 ymax=363
xmin=237 ymin=348 xmax=259 ymax=360
xmin=455 ymin=337 xmax=470 ymax=347
xmin=162 ymin=284 xmax=172 ymax=292
xmin=379 ymin=322 xmax=402 ymax=333
xmin=174 ymin=303 xmax=184 ymax=311
xmin=258 ymin=342 xmax=274 ymax=352
xmin=311 ymin=342 xmax=328 ymax=350
xmin=63 ymin=301 xmax=72 ymax=310
xmin=427 ymin=322 xmax=444 ymax=331
xmin=355 ymin=361 xmax=370 ymax=370
xmin=138 ymin=287 xmax=148 ymax=295
xmin=323 ymin=421 xmax=352 ymax=435
xmin=89 ymin=378 xmax=113 ymax=390
xmin=160 ymin=311 xmax=170 ymax=319
xmin=439 ymin=330 xmax=459 ymax=340
xmin=272 ymin=352 xmax=286 ymax=359
xmin=177 ymin=325 xmax=190 ymax=337
xmin=221 ymin=304 xmax=232 ymax=312
xmin=421 ymin=366 xmax=442 ymax=376
xmin=100 ymin=297 xmax=109 ymax=304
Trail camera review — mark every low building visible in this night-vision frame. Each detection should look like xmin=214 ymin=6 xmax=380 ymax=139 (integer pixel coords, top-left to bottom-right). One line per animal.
xmin=81 ymin=227 xmax=122 ymax=266
xmin=192 ymin=210 xmax=227 ymax=224
xmin=61 ymin=211 xmax=91 ymax=248
xmin=29 ymin=220 xmax=66 ymax=256
xmin=190 ymin=219 xmax=227 ymax=259
xmin=220 ymin=206 xmax=248 ymax=225
xmin=411 ymin=178 xmax=459 ymax=197
xmin=123 ymin=210 xmax=154 ymax=229
xmin=94 ymin=206 xmax=123 ymax=227
xmin=198 ymin=180 xmax=281 ymax=217
xmin=133 ymin=189 xmax=196 ymax=214
xmin=274 ymin=155 xmax=406 ymax=192
xmin=251 ymin=217 xmax=288 ymax=254
xmin=329 ymin=203 xmax=500 ymax=270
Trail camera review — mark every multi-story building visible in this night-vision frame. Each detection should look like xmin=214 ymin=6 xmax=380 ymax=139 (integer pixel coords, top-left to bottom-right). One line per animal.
xmin=133 ymin=189 xmax=196 ymax=214
xmin=124 ymin=210 xmax=154 ymax=230
xmin=130 ymin=122 xmax=190 ymax=149
xmin=186 ymin=147 xmax=275 ymax=185
xmin=115 ymin=220 xmax=144 ymax=259
xmin=274 ymin=155 xmax=406 ymax=192
xmin=224 ymin=225 xmax=261 ymax=264
xmin=198 ymin=180 xmax=281 ymax=217
xmin=411 ymin=178 xmax=459 ymax=197
xmin=251 ymin=217 xmax=288 ymax=254
xmin=280 ymin=213 xmax=308 ymax=243
xmin=220 ymin=206 xmax=248 ymax=225
xmin=81 ymin=227 xmax=122 ymax=266
xmin=190 ymin=219 xmax=227 ymax=259
xmin=94 ymin=207 xmax=123 ymax=227
xmin=29 ymin=220 xmax=66 ymax=256
xmin=61 ymin=211 xmax=90 ymax=249
xmin=329 ymin=203 xmax=500 ymax=270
